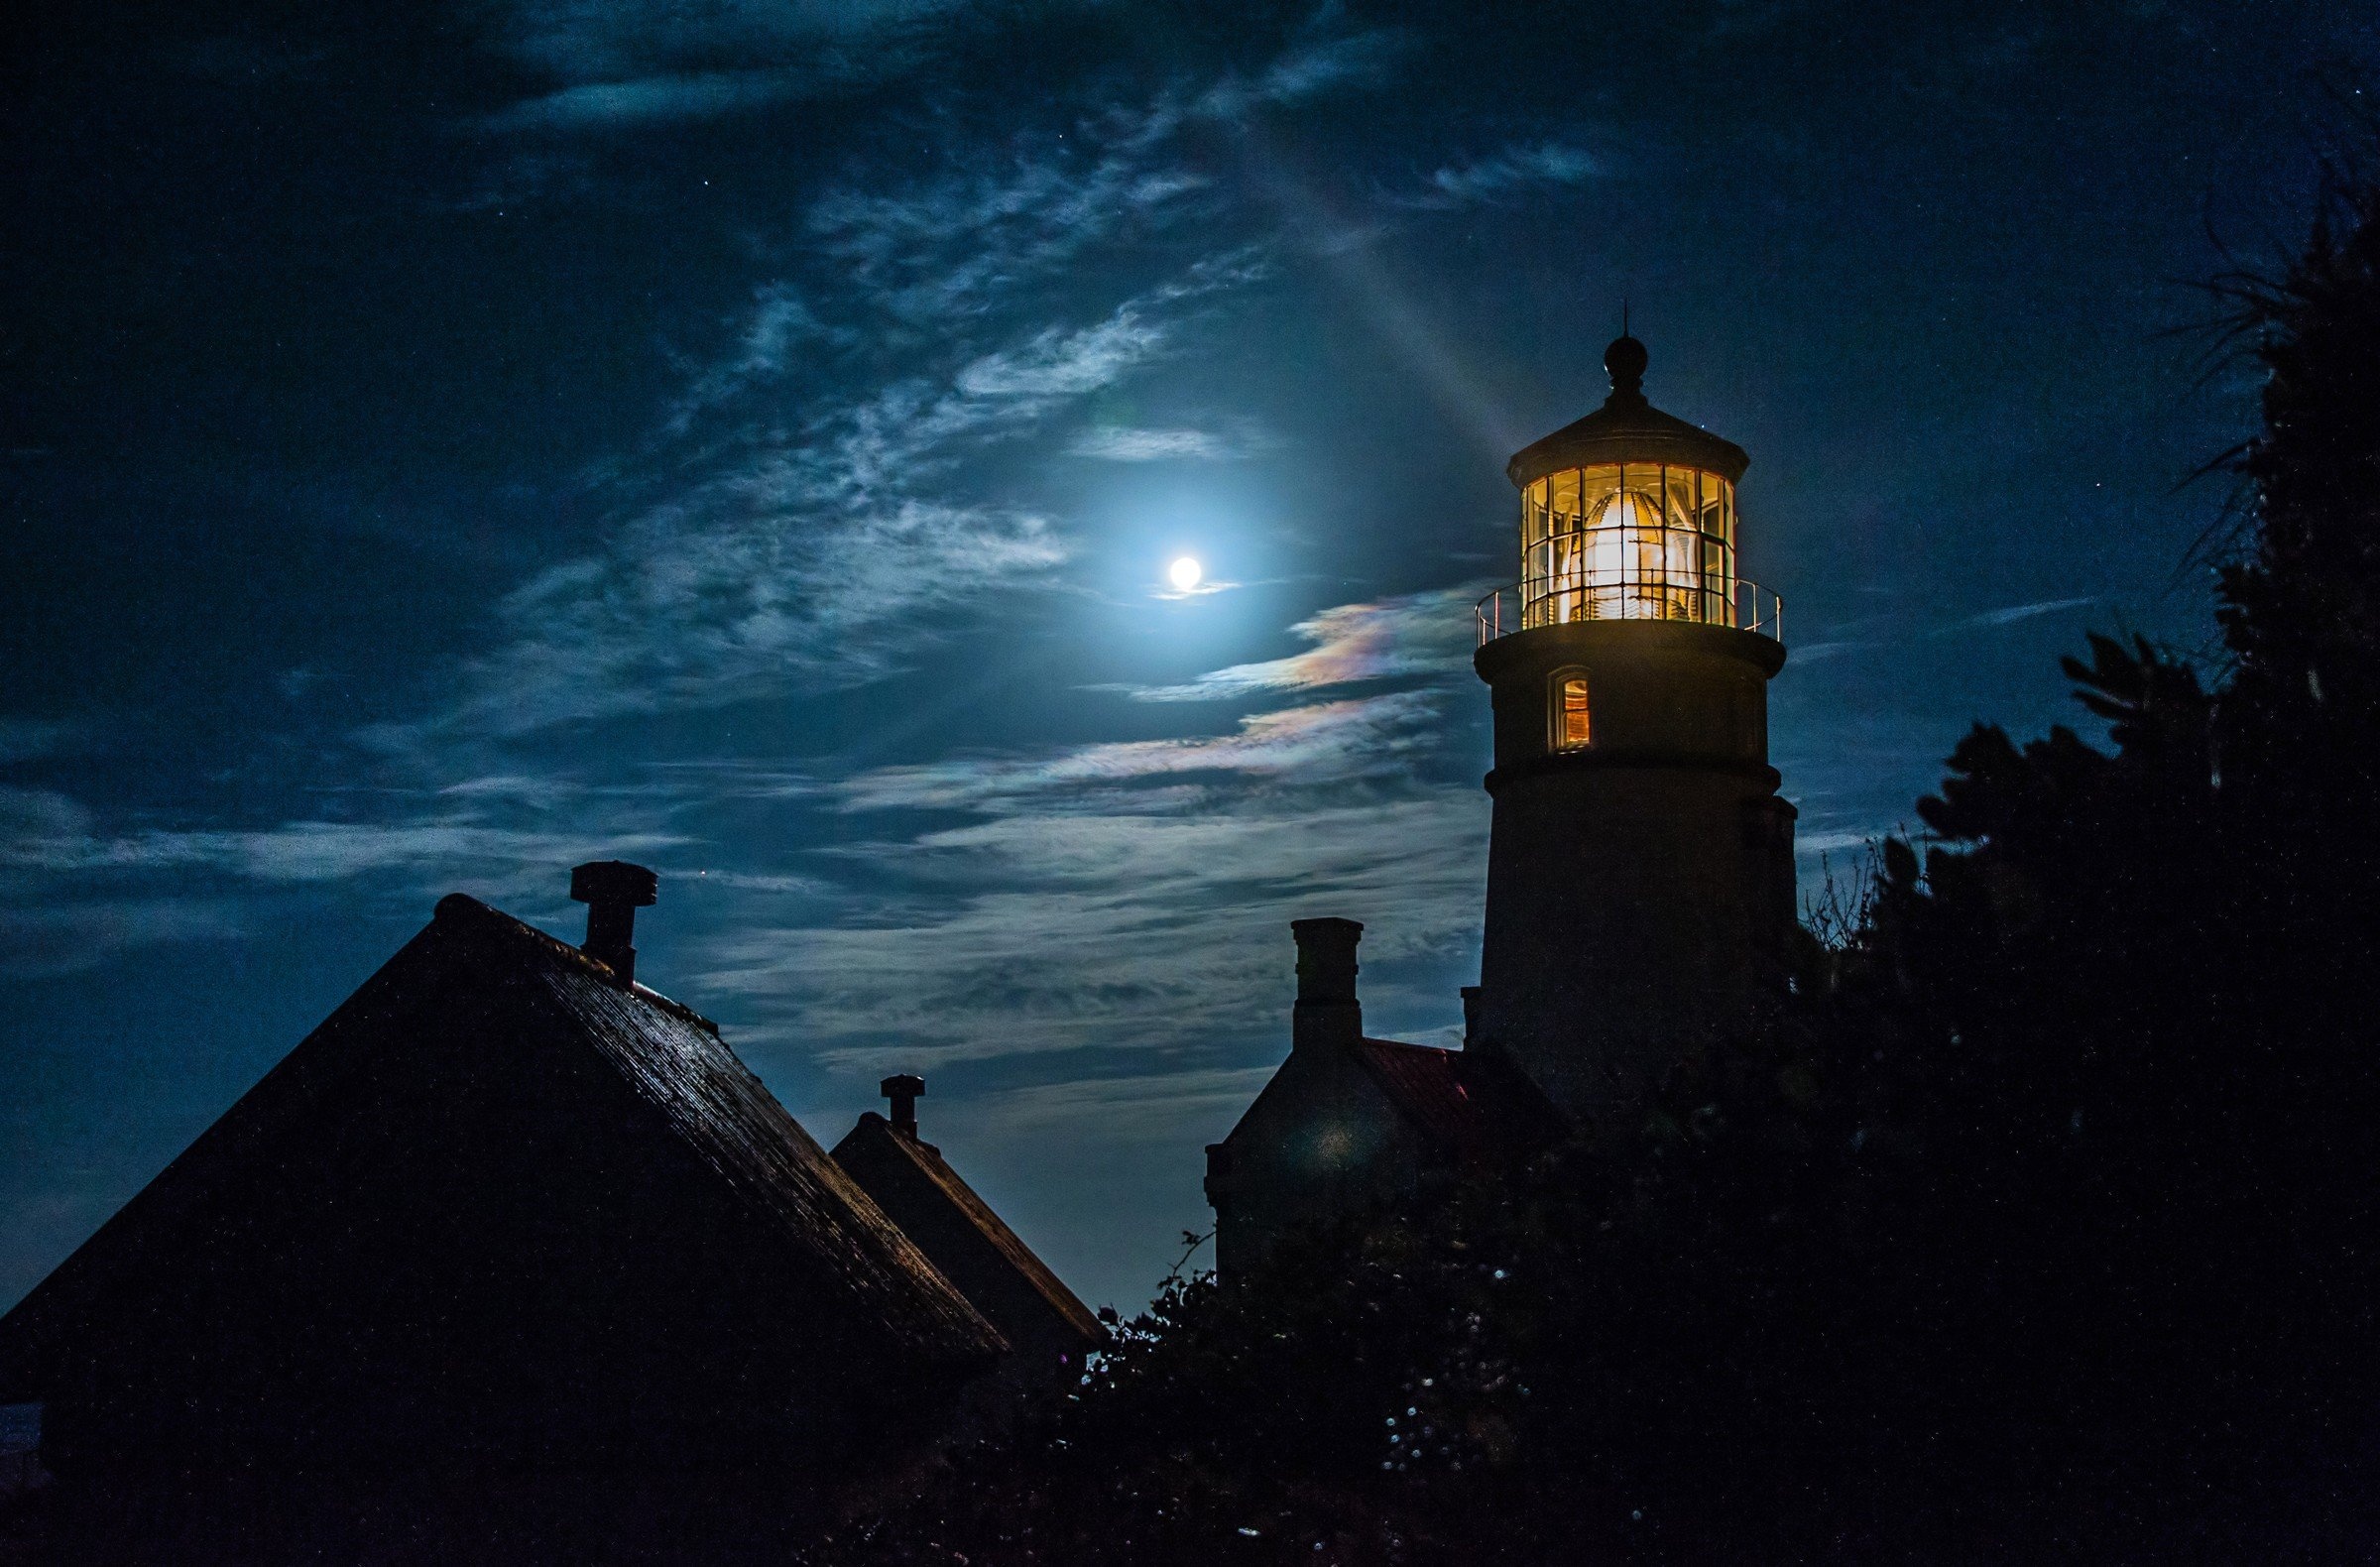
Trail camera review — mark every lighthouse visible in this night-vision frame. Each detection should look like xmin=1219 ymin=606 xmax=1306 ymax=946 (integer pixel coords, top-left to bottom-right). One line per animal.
xmin=1469 ymin=333 xmax=1795 ymax=1125
xmin=1206 ymin=333 xmax=1795 ymax=1271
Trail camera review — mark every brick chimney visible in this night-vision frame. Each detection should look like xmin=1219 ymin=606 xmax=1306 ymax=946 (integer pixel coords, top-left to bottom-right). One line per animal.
xmin=569 ymin=860 xmax=657 ymax=986
xmin=880 ymin=1073 xmax=924 ymax=1140
xmin=1290 ymin=916 xmax=1364 ymax=1052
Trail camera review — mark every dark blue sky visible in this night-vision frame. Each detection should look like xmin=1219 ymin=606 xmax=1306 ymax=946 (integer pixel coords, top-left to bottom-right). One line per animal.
xmin=5 ymin=0 xmax=2372 ymax=1314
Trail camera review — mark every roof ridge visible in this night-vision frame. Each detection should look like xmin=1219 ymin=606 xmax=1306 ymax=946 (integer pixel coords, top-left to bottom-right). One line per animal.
xmin=836 ymin=1115 xmax=1103 ymax=1346
xmin=432 ymin=893 xmax=721 ymax=1035
xmin=1360 ymin=1034 xmax=1456 ymax=1056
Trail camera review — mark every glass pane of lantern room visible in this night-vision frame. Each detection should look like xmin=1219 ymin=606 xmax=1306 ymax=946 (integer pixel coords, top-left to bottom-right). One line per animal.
xmin=1632 ymin=466 xmax=1663 ymax=591
xmin=1586 ymin=523 xmax=1623 ymax=619
xmin=1581 ymin=465 xmax=1621 ymax=530
xmin=1665 ymin=467 xmax=1698 ymax=531
xmin=1548 ymin=469 xmax=1583 ymax=534
xmin=1523 ymin=479 xmax=1550 ymax=548
xmin=1666 ymin=531 xmax=1704 ymax=614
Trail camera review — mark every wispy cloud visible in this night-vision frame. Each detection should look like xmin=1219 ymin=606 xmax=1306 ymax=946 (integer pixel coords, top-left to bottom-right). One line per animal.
xmin=1068 ymin=426 xmax=1246 ymax=462
xmin=0 ymin=718 xmax=84 ymax=766
xmin=836 ymin=691 xmax=1445 ymax=812
xmin=696 ymin=784 xmax=1487 ymax=1069
xmin=1797 ymin=829 xmax=1884 ymax=858
xmin=485 ymin=68 xmax=813 ymax=132
xmin=1152 ymin=576 xmax=1243 ymax=602
xmin=686 ymin=581 xmax=1493 ymax=1070
xmin=1788 ymin=640 xmax=1882 ymax=663
xmin=0 ymin=777 xmax=687 ymax=973
xmin=803 ymin=155 xmax=1238 ymax=335
xmin=0 ymin=897 xmax=249 ymax=980
xmin=1115 ymin=587 xmax=1483 ymax=702
xmin=385 ymin=24 xmax=1407 ymax=750
xmin=1397 ymin=141 xmax=1603 ymax=210
xmin=0 ymin=785 xmax=95 ymax=849
xmin=403 ymin=76 xmax=1298 ymax=745
xmin=477 ymin=0 xmax=966 ymax=128
xmin=957 ymin=312 xmax=1171 ymax=397
xmin=403 ymin=258 xmax=1250 ymax=743
xmin=1940 ymin=595 xmax=2097 ymax=632
xmin=3 ymin=809 xmax=685 ymax=889
xmin=1196 ymin=30 xmax=1408 ymax=118
xmin=964 ymin=1066 xmax=1287 ymax=1144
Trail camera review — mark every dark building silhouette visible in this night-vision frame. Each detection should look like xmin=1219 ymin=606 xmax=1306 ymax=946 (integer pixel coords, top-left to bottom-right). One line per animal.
xmin=1203 ymin=921 xmax=1563 ymax=1276
xmin=831 ymin=1078 xmax=1103 ymax=1382
xmin=0 ymin=867 xmax=1088 ymax=1534
xmin=1211 ymin=337 xmax=1793 ymax=1267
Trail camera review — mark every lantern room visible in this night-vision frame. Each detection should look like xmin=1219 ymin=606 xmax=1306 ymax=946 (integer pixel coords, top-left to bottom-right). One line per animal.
xmin=1519 ymin=461 xmax=1735 ymax=627
xmin=1490 ymin=334 xmax=1776 ymax=640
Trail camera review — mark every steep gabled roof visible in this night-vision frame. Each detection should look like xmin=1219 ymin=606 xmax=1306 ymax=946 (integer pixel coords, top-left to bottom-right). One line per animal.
xmin=0 ymin=894 xmax=1005 ymax=1414
xmin=1352 ymin=1037 xmax=1569 ymax=1166
xmin=832 ymin=1113 xmax=1101 ymax=1371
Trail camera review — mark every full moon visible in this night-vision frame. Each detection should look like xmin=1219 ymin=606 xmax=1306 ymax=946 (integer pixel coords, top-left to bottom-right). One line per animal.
xmin=1167 ymin=556 xmax=1203 ymax=592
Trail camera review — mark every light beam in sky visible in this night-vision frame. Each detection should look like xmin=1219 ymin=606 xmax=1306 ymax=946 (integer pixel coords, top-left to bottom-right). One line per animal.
xmin=1167 ymin=556 xmax=1204 ymax=592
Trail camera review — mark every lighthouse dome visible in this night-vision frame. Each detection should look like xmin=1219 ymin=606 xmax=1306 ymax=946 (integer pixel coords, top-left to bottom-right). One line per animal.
xmin=1504 ymin=336 xmax=1748 ymax=489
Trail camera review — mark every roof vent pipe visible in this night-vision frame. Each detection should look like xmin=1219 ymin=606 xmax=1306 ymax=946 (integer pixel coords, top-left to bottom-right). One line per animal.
xmin=569 ymin=860 xmax=657 ymax=986
xmin=881 ymin=1074 xmax=925 ymax=1140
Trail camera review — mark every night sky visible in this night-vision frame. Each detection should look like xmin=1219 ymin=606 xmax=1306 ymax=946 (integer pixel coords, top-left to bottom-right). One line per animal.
xmin=6 ymin=2 xmax=2373 ymax=1316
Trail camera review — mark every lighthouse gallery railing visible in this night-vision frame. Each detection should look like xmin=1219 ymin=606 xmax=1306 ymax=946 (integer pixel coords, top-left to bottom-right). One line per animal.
xmin=1475 ymin=575 xmax=1783 ymax=648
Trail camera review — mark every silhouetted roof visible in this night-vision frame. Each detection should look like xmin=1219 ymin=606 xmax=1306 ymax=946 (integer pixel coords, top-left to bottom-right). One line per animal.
xmin=1505 ymin=388 xmax=1749 ymax=489
xmin=0 ymin=894 xmax=1004 ymax=1428
xmin=1353 ymin=1038 xmax=1568 ymax=1165
xmin=832 ymin=1113 xmax=1102 ymax=1370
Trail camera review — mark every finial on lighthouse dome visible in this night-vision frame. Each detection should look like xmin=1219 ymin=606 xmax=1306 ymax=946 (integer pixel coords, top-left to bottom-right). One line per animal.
xmin=1604 ymin=333 xmax=1648 ymax=398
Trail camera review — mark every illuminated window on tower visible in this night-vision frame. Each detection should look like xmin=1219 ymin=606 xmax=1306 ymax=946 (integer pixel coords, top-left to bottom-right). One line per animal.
xmin=1551 ymin=670 xmax=1592 ymax=751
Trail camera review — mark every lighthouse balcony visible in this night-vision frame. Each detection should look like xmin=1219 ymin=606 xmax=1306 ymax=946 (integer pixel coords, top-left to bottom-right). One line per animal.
xmin=1475 ymin=574 xmax=1783 ymax=648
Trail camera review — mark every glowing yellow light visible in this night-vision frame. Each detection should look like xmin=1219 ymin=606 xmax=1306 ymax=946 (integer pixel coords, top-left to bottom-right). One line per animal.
xmin=1167 ymin=556 xmax=1203 ymax=592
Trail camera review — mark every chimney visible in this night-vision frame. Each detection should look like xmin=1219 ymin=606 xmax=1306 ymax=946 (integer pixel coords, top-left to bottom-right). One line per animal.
xmin=1290 ymin=916 xmax=1364 ymax=1052
xmin=569 ymin=860 xmax=657 ymax=986
xmin=881 ymin=1073 xmax=925 ymax=1140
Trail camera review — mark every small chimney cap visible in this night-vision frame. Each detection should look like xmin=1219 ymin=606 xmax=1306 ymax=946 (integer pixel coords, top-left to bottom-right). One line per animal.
xmin=571 ymin=861 xmax=658 ymax=907
xmin=880 ymin=1074 xmax=925 ymax=1140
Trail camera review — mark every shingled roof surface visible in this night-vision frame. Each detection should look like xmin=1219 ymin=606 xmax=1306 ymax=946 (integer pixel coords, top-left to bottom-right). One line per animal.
xmin=1353 ymin=1037 xmax=1568 ymax=1165
xmin=484 ymin=901 xmax=1008 ymax=1365
xmin=832 ymin=1113 xmax=1102 ymax=1368
xmin=0 ymin=894 xmax=1004 ymax=1412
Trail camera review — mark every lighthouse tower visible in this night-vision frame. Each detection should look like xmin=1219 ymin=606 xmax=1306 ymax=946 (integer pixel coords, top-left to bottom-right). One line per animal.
xmin=1204 ymin=333 xmax=1798 ymax=1273
xmin=1469 ymin=334 xmax=1795 ymax=1126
